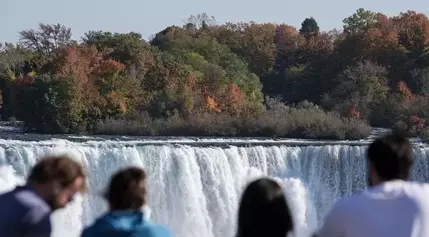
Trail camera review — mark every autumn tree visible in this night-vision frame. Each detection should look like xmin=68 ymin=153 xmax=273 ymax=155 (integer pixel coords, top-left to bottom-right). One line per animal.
xmin=7 ymin=11 xmax=429 ymax=138
xmin=274 ymin=24 xmax=301 ymax=53
xmin=397 ymin=81 xmax=414 ymax=102
xmin=393 ymin=11 xmax=429 ymax=54
xmin=218 ymin=83 xmax=246 ymax=115
xmin=150 ymin=28 xmax=263 ymax=105
xmin=209 ymin=22 xmax=277 ymax=76
xmin=336 ymin=13 xmax=401 ymax=72
xmin=82 ymin=31 xmax=154 ymax=79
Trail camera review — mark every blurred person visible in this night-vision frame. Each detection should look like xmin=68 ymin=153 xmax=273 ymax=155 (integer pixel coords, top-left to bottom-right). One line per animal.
xmin=236 ymin=177 xmax=294 ymax=237
xmin=0 ymin=155 xmax=87 ymax=237
xmin=81 ymin=166 xmax=172 ymax=237
xmin=317 ymin=133 xmax=429 ymax=237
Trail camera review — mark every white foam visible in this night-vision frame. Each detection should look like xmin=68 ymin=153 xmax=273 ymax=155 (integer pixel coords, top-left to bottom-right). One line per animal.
xmin=0 ymin=165 xmax=24 ymax=193
xmin=279 ymin=177 xmax=318 ymax=237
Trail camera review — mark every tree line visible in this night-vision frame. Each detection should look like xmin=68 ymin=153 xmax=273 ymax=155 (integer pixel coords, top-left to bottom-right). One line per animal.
xmin=1 ymin=9 xmax=428 ymax=139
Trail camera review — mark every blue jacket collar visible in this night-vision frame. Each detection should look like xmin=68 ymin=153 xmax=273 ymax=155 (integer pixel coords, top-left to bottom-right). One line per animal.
xmin=96 ymin=210 xmax=147 ymax=231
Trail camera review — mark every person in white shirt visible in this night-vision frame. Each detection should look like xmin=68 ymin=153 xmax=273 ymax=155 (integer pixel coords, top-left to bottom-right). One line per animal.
xmin=316 ymin=133 xmax=429 ymax=237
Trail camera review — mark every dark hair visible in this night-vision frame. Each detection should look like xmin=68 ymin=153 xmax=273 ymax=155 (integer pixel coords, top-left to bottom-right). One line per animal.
xmin=28 ymin=155 xmax=87 ymax=191
xmin=367 ymin=133 xmax=413 ymax=181
xmin=237 ymin=178 xmax=294 ymax=237
xmin=105 ymin=167 xmax=147 ymax=210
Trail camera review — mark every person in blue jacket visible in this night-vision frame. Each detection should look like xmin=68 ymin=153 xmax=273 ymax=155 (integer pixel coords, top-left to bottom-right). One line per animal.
xmin=81 ymin=167 xmax=172 ymax=237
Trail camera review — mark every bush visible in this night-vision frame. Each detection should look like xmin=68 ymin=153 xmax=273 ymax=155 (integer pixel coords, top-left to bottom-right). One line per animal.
xmin=95 ymin=100 xmax=371 ymax=140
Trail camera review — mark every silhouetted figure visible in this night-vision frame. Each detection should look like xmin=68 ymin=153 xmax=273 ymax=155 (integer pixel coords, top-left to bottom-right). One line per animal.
xmin=317 ymin=133 xmax=429 ymax=237
xmin=0 ymin=155 xmax=87 ymax=237
xmin=81 ymin=167 xmax=172 ymax=237
xmin=236 ymin=178 xmax=294 ymax=237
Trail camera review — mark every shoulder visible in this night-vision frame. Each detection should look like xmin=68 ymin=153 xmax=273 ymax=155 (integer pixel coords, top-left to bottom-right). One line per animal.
xmin=15 ymin=189 xmax=51 ymax=224
xmin=406 ymin=181 xmax=429 ymax=193
xmin=401 ymin=181 xmax=429 ymax=202
xmin=322 ymin=194 xmax=365 ymax=225
xmin=316 ymin=194 xmax=362 ymax=237
xmin=137 ymin=222 xmax=173 ymax=237
xmin=81 ymin=226 xmax=94 ymax=237
xmin=16 ymin=189 xmax=50 ymax=208
xmin=80 ymin=218 xmax=110 ymax=237
xmin=328 ymin=193 xmax=365 ymax=216
xmin=0 ymin=188 xmax=50 ymax=222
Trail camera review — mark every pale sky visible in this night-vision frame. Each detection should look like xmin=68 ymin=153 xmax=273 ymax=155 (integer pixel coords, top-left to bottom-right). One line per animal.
xmin=1 ymin=0 xmax=428 ymax=43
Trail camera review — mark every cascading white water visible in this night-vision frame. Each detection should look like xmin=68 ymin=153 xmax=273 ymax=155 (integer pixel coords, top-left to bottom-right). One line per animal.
xmin=0 ymin=139 xmax=429 ymax=237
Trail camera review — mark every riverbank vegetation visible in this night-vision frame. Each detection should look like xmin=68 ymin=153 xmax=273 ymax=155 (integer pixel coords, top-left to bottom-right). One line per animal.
xmin=1 ymin=9 xmax=429 ymax=139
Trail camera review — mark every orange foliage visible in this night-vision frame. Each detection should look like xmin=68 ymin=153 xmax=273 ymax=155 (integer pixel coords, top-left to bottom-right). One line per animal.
xmin=397 ymin=81 xmax=414 ymax=102
xmin=228 ymin=83 xmax=245 ymax=105
xmin=393 ymin=11 xmax=429 ymax=49
xmin=338 ymin=15 xmax=399 ymax=64
xmin=304 ymin=33 xmax=334 ymax=52
xmin=275 ymin=24 xmax=300 ymax=52
xmin=94 ymin=59 xmax=126 ymax=77
xmin=203 ymin=88 xmax=221 ymax=113
xmin=217 ymin=83 xmax=247 ymax=115
xmin=365 ymin=23 xmax=397 ymax=48
xmin=54 ymin=45 xmax=103 ymax=85
xmin=41 ymin=44 xmax=136 ymax=121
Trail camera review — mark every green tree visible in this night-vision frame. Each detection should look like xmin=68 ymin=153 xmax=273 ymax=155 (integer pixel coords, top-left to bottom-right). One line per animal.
xmin=343 ymin=8 xmax=379 ymax=35
xmin=327 ymin=61 xmax=390 ymax=118
xmin=299 ymin=17 xmax=320 ymax=39
xmin=23 ymin=74 xmax=86 ymax=133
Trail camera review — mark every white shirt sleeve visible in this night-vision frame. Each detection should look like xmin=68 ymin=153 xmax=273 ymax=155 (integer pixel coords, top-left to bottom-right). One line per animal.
xmin=316 ymin=202 xmax=346 ymax=237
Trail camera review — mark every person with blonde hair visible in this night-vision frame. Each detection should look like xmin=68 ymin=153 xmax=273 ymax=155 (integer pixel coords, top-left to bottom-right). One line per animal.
xmin=0 ymin=155 xmax=87 ymax=237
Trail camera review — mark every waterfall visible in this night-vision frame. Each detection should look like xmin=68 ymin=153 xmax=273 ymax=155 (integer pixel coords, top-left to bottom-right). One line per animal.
xmin=0 ymin=139 xmax=429 ymax=237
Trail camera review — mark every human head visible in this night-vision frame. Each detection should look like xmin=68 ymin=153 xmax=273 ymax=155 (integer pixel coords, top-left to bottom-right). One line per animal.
xmin=367 ymin=133 xmax=413 ymax=186
xmin=105 ymin=167 xmax=147 ymax=211
xmin=27 ymin=155 xmax=87 ymax=210
xmin=237 ymin=178 xmax=294 ymax=237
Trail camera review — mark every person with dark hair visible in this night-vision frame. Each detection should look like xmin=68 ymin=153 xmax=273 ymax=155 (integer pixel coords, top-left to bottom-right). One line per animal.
xmin=317 ymin=133 xmax=429 ymax=237
xmin=0 ymin=155 xmax=87 ymax=237
xmin=81 ymin=166 xmax=172 ymax=237
xmin=236 ymin=177 xmax=294 ymax=237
